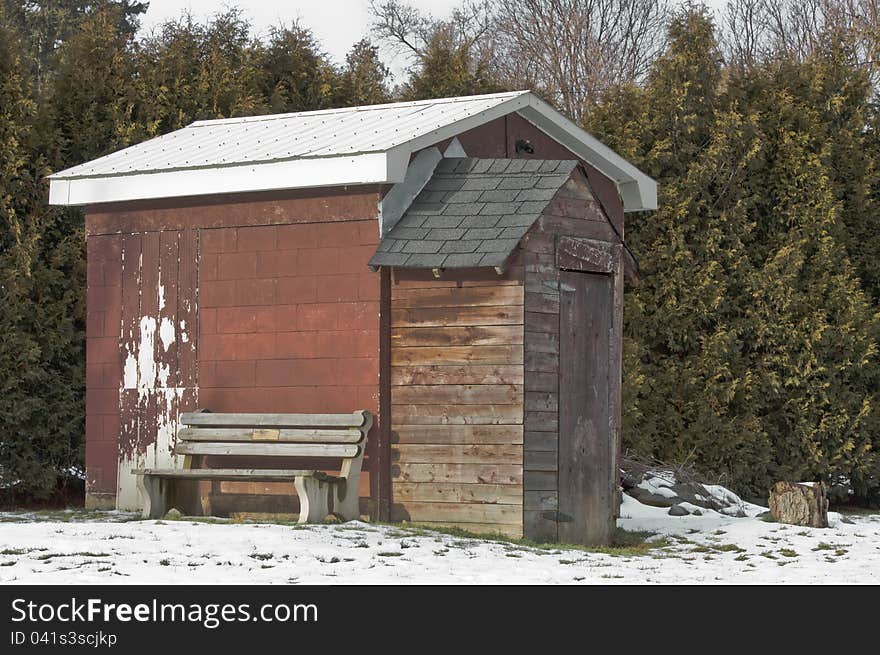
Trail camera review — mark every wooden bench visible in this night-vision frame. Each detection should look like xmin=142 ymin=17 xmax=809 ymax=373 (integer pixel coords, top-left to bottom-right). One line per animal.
xmin=133 ymin=410 xmax=372 ymax=523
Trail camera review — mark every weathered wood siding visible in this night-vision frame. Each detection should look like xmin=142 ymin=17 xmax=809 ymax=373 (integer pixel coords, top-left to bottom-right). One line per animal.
xmin=521 ymin=168 xmax=624 ymax=544
xmin=389 ymin=267 xmax=525 ymax=537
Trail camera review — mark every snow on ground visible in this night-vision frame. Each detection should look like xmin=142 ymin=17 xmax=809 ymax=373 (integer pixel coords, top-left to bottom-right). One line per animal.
xmin=1 ymin=499 xmax=878 ymax=584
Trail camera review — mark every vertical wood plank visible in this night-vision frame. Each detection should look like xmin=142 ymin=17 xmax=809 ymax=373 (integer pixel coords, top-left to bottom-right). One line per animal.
xmin=558 ymin=269 xmax=614 ymax=546
xmin=377 ymin=266 xmax=392 ymax=520
xmin=117 ymin=234 xmax=142 ymax=508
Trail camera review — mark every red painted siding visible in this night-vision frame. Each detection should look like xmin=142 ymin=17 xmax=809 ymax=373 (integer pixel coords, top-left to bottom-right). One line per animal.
xmin=85 ymin=234 xmax=123 ymax=508
xmin=84 ymin=188 xmax=383 ymax=511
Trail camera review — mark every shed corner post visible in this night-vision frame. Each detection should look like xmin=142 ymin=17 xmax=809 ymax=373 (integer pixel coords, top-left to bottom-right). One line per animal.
xmin=375 ymin=265 xmax=394 ymax=522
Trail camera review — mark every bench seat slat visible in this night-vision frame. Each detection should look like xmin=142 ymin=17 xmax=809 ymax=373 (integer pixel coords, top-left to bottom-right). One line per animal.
xmin=134 ymin=468 xmax=334 ymax=482
xmin=180 ymin=411 xmax=368 ymax=429
xmin=175 ymin=442 xmax=360 ymax=458
xmin=177 ymin=427 xmax=364 ymax=443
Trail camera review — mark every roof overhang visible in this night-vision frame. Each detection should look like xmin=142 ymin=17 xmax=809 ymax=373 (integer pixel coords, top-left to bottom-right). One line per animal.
xmin=48 ymin=91 xmax=656 ymax=211
xmin=48 ymin=152 xmax=407 ymax=206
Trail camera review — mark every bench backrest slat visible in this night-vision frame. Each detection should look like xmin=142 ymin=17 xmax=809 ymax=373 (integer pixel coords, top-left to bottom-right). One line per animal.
xmin=180 ymin=411 xmax=368 ymax=429
xmin=177 ymin=427 xmax=364 ymax=444
xmin=176 ymin=442 xmax=360 ymax=459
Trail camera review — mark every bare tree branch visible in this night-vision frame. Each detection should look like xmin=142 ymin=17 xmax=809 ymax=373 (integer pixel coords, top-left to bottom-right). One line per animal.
xmin=486 ymin=0 xmax=670 ymax=123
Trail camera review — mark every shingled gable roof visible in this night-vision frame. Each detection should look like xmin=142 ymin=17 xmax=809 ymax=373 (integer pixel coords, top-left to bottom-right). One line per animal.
xmin=369 ymin=158 xmax=578 ymax=270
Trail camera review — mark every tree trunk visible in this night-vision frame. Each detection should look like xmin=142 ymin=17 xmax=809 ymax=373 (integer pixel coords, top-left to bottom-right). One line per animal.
xmin=768 ymin=481 xmax=828 ymax=528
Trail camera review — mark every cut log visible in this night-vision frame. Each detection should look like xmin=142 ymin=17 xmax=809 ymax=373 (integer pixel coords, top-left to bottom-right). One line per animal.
xmin=768 ymin=481 xmax=828 ymax=528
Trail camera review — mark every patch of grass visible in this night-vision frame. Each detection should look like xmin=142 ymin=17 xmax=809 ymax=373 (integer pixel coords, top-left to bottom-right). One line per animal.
xmin=714 ymin=543 xmax=746 ymax=553
xmin=779 ymin=548 xmax=798 ymax=558
xmin=249 ymin=553 xmax=273 ymax=561
xmin=373 ymin=522 xmax=664 ymax=557
xmin=0 ymin=561 xmax=16 ymax=567
xmin=376 ymin=551 xmax=403 ymax=557
xmin=75 ymin=552 xmax=110 ymax=558
xmin=159 ymin=559 xmax=170 ymax=566
xmin=760 ymin=551 xmax=778 ymax=560
xmin=734 ymin=554 xmax=749 ymax=561
xmin=0 ymin=548 xmax=27 ymax=555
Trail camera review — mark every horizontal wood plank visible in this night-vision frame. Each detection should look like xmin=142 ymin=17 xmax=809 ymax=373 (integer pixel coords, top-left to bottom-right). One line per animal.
xmin=178 ymin=427 xmax=364 ymax=443
xmin=391 ymin=364 xmax=523 ymax=386
xmin=524 ymin=332 xmax=559 ymax=354
xmin=524 ymin=372 xmax=557 ymax=392
xmin=134 ymin=468 xmax=323 ymax=481
xmin=391 ymin=404 xmax=523 ymax=425
xmin=391 ymin=424 xmax=523 ymax=445
xmin=524 ymin=392 xmax=558 ymax=413
xmin=524 ymin=351 xmax=557 ymax=373
xmin=392 ymin=482 xmax=522 ymax=505
xmin=180 ymin=411 xmax=369 ymax=428
xmin=392 ymin=444 xmax=523 ymax=464
xmin=524 ymin=291 xmax=560 ymax=314
xmin=392 ymin=305 xmax=524 ymax=328
xmin=393 ymin=384 xmax=522 ymax=406
xmin=391 ymin=501 xmax=521 ymax=525
xmin=392 ymin=463 xmax=522 ymax=485
xmin=391 ymin=285 xmax=523 ymax=309
xmin=524 ymin=490 xmax=558 ymax=511
xmin=525 ymin=311 xmax=559 ymax=334
xmin=392 ymin=345 xmax=523 ymax=366
xmin=524 ymin=432 xmax=558 ymax=451
xmin=392 ymin=325 xmax=523 ymax=347
xmin=524 ymin=412 xmax=558 ymax=432
xmin=524 ymin=470 xmax=557 ymax=491
xmin=175 ymin=442 xmax=359 ymax=458
xmin=524 ymin=450 xmax=557 ymax=471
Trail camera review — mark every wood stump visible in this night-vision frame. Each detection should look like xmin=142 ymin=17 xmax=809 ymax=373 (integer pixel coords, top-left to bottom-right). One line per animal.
xmin=768 ymin=481 xmax=828 ymax=528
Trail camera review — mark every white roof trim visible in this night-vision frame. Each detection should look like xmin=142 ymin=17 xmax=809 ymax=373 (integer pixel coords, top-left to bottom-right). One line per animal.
xmin=49 ymin=153 xmax=396 ymax=206
xmin=47 ymin=90 xmax=656 ymax=211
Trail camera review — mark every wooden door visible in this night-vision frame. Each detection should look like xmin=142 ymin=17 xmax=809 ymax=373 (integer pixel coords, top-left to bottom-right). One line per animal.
xmin=558 ymin=269 xmax=614 ymax=545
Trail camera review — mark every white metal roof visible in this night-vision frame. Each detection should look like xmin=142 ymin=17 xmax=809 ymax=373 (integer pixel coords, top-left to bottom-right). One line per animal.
xmin=48 ymin=91 xmax=657 ymax=211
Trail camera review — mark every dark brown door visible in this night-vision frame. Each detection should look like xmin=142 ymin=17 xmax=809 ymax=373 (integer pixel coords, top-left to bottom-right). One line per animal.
xmin=558 ymin=269 xmax=614 ymax=545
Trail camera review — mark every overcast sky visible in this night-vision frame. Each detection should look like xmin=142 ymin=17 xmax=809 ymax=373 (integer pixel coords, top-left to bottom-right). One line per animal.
xmin=138 ymin=0 xmax=462 ymax=79
xmin=139 ymin=1 xmax=728 ymax=81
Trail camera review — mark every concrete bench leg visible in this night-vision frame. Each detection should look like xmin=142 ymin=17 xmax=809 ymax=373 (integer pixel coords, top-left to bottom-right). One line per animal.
xmin=294 ymin=475 xmax=332 ymax=523
xmin=136 ymin=474 xmax=169 ymax=519
xmin=334 ymin=479 xmax=359 ymax=522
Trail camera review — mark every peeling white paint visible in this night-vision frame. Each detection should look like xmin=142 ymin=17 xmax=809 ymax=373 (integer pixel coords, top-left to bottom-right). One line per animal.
xmin=159 ymin=317 xmax=175 ymax=352
xmin=123 ymin=353 xmax=138 ymax=390
xmin=137 ymin=316 xmax=157 ymax=392
xmin=116 ymin=386 xmax=186 ymax=511
xmin=115 ymin=239 xmax=198 ymax=511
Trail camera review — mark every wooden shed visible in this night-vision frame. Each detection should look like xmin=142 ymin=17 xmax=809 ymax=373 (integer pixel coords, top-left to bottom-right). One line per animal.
xmin=49 ymin=91 xmax=656 ymax=545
